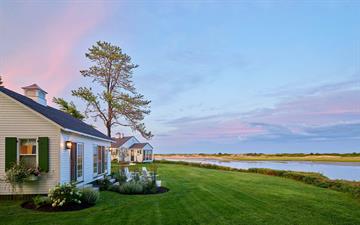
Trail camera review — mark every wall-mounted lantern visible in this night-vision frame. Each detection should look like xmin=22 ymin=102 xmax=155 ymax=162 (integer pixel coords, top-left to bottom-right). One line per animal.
xmin=65 ymin=141 xmax=72 ymax=150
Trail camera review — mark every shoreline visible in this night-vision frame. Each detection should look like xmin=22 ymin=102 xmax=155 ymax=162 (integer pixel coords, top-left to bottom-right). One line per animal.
xmin=155 ymin=154 xmax=360 ymax=163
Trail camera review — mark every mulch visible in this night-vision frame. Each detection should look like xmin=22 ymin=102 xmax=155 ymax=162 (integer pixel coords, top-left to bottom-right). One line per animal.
xmin=115 ymin=186 xmax=170 ymax=195
xmin=156 ymin=186 xmax=169 ymax=194
xmin=21 ymin=201 xmax=94 ymax=212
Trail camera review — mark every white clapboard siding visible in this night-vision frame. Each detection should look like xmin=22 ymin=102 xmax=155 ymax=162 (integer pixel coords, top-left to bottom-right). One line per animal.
xmin=60 ymin=131 xmax=111 ymax=185
xmin=0 ymin=93 xmax=60 ymax=195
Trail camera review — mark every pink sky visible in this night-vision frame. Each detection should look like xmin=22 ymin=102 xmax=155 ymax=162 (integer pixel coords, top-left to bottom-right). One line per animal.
xmin=2 ymin=3 xmax=106 ymax=100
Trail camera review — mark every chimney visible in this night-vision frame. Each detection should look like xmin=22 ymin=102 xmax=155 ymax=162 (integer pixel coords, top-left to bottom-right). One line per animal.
xmin=116 ymin=132 xmax=124 ymax=139
xmin=22 ymin=84 xmax=48 ymax=106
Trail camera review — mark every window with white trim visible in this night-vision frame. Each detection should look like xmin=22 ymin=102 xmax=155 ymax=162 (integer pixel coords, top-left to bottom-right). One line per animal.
xmin=93 ymin=145 xmax=98 ymax=176
xmin=19 ymin=138 xmax=37 ymax=168
xmin=94 ymin=145 xmax=106 ymax=176
xmin=76 ymin=143 xmax=84 ymax=181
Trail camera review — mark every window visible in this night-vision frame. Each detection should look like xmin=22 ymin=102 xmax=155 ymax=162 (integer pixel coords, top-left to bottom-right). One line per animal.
xmin=95 ymin=146 xmax=106 ymax=175
xmin=19 ymin=138 xmax=37 ymax=168
xmin=97 ymin=146 xmax=102 ymax=174
xmin=104 ymin=148 xmax=108 ymax=173
xmin=76 ymin=143 xmax=84 ymax=181
xmin=93 ymin=146 xmax=98 ymax=176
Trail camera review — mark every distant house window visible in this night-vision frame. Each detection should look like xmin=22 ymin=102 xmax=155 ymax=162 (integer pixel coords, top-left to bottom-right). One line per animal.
xmin=19 ymin=138 xmax=37 ymax=168
xmin=77 ymin=143 xmax=84 ymax=181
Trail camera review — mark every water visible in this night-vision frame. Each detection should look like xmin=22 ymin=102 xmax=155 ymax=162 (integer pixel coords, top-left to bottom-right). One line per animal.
xmin=161 ymin=158 xmax=360 ymax=181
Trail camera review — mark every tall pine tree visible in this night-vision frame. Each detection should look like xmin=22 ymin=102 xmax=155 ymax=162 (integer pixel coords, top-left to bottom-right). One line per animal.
xmin=53 ymin=97 xmax=85 ymax=121
xmin=72 ymin=41 xmax=152 ymax=139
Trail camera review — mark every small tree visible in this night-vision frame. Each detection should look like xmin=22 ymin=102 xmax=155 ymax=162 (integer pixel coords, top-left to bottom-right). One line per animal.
xmin=53 ymin=97 xmax=85 ymax=121
xmin=0 ymin=76 xmax=3 ymax=86
xmin=72 ymin=41 xmax=152 ymax=139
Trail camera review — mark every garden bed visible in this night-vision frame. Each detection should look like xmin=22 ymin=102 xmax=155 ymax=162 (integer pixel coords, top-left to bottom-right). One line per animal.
xmin=21 ymin=201 xmax=94 ymax=212
xmin=115 ymin=186 xmax=169 ymax=195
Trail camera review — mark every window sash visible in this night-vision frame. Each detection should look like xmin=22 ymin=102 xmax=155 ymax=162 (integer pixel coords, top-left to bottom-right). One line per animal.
xmin=18 ymin=138 xmax=38 ymax=168
xmin=76 ymin=143 xmax=84 ymax=181
xmin=93 ymin=145 xmax=98 ymax=176
xmin=93 ymin=145 xmax=107 ymax=176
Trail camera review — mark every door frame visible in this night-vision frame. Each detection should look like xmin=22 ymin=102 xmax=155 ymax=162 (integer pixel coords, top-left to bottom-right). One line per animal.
xmin=70 ymin=142 xmax=84 ymax=183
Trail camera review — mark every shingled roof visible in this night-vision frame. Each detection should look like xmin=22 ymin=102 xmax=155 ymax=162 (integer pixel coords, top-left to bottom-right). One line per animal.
xmin=111 ymin=136 xmax=133 ymax=148
xmin=130 ymin=143 xmax=152 ymax=149
xmin=0 ymin=86 xmax=112 ymax=141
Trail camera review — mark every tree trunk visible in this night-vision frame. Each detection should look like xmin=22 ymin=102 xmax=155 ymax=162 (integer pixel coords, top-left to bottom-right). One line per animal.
xmin=107 ymin=123 xmax=111 ymax=137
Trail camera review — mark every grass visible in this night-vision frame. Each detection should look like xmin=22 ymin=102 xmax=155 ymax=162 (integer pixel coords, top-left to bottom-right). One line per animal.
xmin=157 ymin=153 xmax=360 ymax=162
xmin=1 ymin=163 xmax=360 ymax=225
xmin=156 ymin=160 xmax=360 ymax=198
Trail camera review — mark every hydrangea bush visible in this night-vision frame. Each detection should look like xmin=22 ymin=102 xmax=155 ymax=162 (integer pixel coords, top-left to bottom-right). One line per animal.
xmin=48 ymin=183 xmax=82 ymax=207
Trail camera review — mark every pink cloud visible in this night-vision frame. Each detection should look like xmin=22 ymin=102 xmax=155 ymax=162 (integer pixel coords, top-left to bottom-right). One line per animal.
xmin=1 ymin=3 xmax=107 ymax=102
xmin=250 ymin=90 xmax=360 ymax=126
xmin=154 ymin=86 xmax=360 ymax=147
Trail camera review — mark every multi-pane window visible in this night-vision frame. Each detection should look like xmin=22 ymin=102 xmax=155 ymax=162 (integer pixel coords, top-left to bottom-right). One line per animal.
xmin=94 ymin=146 xmax=106 ymax=176
xmin=19 ymin=139 xmax=37 ymax=168
xmin=76 ymin=143 xmax=84 ymax=181
xmin=93 ymin=146 xmax=98 ymax=176
xmin=144 ymin=150 xmax=152 ymax=161
xmin=104 ymin=148 xmax=108 ymax=173
xmin=97 ymin=146 xmax=102 ymax=174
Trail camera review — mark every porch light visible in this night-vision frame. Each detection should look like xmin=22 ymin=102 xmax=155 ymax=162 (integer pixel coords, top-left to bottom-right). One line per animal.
xmin=65 ymin=141 xmax=72 ymax=150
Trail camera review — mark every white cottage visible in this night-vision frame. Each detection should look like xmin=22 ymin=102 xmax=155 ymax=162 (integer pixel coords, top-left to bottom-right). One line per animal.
xmin=111 ymin=136 xmax=154 ymax=163
xmin=0 ymin=84 xmax=113 ymax=195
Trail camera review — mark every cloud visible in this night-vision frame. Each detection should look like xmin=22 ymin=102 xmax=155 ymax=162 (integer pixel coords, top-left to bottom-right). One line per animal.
xmin=246 ymin=122 xmax=360 ymax=142
xmin=261 ymin=75 xmax=360 ymax=98
xmin=0 ymin=2 xmax=107 ymax=101
xmin=154 ymin=78 xmax=360 ymax=150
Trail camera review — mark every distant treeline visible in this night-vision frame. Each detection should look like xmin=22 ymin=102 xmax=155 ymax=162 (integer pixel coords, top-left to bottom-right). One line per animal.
xmin=159 ymin=152 xmax=360 ymax=157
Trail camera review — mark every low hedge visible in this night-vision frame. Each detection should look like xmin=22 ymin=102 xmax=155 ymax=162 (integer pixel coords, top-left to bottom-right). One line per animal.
xmin=155 ymin=160 xmax=360 ymax=198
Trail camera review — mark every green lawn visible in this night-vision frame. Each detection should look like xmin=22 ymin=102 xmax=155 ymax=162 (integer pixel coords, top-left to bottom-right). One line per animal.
xmin=1 ymin=163 xmax=360 ymax=225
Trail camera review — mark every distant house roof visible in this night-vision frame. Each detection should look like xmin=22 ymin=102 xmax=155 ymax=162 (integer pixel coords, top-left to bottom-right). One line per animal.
xmin=22 ymin=84 xmax=48 ymax=94
xmin=0 ymin=86 xmax=112 ymax=141
xmin=111 ymin=136 xmax=133 ymax=148
xmin=130 ymin=143 xmax=153 ymax=149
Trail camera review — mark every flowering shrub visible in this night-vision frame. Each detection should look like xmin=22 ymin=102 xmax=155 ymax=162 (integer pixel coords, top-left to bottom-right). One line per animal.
xmin=5 ymin=162 xmax=29 ymax=184
xmin=5 ymin=161 xmax=42 ymax=186
xmin=48 ymin=183 xmax=82 ymax=207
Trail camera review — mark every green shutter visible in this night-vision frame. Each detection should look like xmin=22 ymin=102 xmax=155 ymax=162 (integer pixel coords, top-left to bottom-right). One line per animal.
xmin=38 ymin=137 xmax=49 ymax=172
xmin=5 ymin=137 xmax=17 ymax=171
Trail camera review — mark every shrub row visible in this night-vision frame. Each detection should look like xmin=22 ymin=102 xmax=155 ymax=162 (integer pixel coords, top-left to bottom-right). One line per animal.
xmin=155 ymin=160 xmax=360 ymax=198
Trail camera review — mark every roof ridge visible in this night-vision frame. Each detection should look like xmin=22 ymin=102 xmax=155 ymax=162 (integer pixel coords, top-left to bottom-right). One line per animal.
xmin=0 ymin=86 xmax=111 ymax=141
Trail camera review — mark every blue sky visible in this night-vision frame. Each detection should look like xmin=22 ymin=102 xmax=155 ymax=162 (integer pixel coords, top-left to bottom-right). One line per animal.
xmin=1 ymin=1 xmax=359 ymax=153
